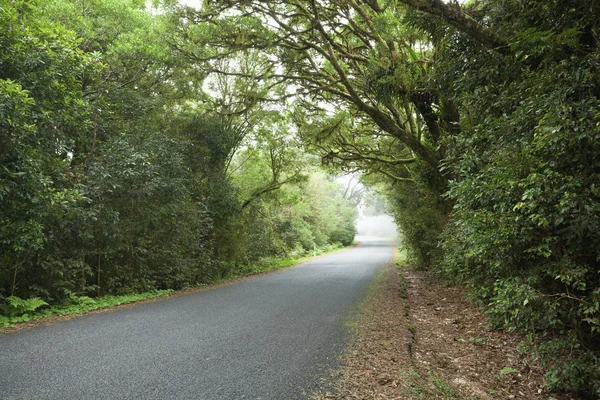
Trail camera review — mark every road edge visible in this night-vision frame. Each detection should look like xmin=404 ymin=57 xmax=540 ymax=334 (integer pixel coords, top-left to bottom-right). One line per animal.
xmin=0 ymin=242 xmax=361 ymax=334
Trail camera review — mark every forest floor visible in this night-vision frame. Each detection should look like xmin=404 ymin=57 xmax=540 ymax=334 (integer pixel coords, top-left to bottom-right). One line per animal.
xmin=313 ymin=256 xmax=575 ymax=400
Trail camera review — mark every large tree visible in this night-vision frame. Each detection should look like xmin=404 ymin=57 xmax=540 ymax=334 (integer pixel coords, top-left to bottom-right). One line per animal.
xmin=174 ymin=0 xmax=461 ymax=179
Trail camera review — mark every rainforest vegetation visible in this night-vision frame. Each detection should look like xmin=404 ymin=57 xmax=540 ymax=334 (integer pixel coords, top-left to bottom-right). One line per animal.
xmin=0 ymin=0 xmax=358 ymax=313
xmin=1 ymin=0 xmax=599 ymax=396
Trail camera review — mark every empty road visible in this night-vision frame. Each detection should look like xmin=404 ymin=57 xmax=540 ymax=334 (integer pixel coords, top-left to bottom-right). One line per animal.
xmin=0 ymin=239 xmax=394 ymax=400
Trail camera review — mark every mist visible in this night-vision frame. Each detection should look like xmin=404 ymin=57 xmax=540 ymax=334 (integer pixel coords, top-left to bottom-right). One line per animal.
xmin=355 ymin=214 xmax=399 ymax=240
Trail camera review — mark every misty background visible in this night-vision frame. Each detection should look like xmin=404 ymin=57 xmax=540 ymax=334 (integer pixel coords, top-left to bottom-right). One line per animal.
xmin=356 ymin=214 xmax=399 ymax=239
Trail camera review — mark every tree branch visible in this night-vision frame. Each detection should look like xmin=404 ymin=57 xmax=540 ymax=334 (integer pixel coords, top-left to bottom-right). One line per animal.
xmin=399 ymin=0 xmax=508 ymax=53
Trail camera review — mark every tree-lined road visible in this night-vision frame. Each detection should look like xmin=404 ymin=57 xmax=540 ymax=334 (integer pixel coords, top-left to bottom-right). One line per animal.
xmin=0 ymin=239 xmax=394 ymax=400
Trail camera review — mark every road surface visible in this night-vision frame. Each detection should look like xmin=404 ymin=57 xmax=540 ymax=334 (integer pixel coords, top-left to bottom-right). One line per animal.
xmin=0 ymin=239 xmax=394 ymax=400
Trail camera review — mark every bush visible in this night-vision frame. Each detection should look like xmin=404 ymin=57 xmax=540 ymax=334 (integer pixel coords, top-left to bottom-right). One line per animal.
xmin=438 ymin=18 xmax=600 ymax=395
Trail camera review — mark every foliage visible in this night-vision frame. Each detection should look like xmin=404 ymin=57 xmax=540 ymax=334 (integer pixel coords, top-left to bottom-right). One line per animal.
xmin=370 ymin=163 xmax=448 ymax=269
xmin=0 ymin=0 xmax=359 ymax=324
xmin=230 ymin=148 xmax=358 ymax=265
xmin=85 ymin=131 xmax=214 ymax=293
xmin=0 ymin=0 xmax=95 ymax=302
xmin=429 ymin=0 xmax=600 ymax=395
xmin=178 ymin=0 xmax=446 ymax=174
xmin=0 ymin=290 xmax=173 ymax=327
xmin=1 ymin=296 xmax=48 ymax=318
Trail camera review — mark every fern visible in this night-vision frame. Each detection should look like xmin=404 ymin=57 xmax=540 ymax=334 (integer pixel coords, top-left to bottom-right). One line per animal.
xmin=2 ymin=296 xmax=48 ymax=317
xmin=0 ymin=290 xmax=176 ymax=328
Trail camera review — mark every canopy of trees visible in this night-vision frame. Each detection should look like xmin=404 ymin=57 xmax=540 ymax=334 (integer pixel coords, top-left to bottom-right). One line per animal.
xmin=2 ymin=0 xmax=599 ymax=396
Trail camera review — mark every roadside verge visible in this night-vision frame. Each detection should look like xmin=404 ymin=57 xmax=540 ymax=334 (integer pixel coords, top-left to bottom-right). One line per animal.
xmin=313 ymin=254 xmax=570 ymax=399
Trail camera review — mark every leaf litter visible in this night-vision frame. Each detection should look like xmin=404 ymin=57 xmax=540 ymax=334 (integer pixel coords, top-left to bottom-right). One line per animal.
xmin=313 ymin=259 xmax=576 ymax=400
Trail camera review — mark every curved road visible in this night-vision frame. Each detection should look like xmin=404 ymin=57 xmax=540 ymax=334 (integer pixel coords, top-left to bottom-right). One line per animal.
xmin=0 ymin=239 xmax=394 ymax=400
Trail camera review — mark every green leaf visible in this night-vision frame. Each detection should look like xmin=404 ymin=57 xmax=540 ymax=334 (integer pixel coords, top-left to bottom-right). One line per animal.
xmin=499 ymin=367 xmax=518 ymax=376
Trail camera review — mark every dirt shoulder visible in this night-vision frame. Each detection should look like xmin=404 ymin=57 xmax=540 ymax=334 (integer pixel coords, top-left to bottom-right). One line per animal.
xmin=314 ymin=258 xmax=572 ymax=400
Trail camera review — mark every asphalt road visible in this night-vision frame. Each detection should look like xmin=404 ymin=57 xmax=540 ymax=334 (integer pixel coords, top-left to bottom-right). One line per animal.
xmin=0 ymin=239 xmax=394 ymax=400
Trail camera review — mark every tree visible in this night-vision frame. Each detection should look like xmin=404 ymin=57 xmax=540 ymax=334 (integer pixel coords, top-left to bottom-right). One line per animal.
xmin=175 ymin=0 xmax=455 ymax=177
xmin=1 ymin=0 xmax=223 ymax=298
xmin=0 ymin=0 xmax=95 ymax=301
xmin=430 ymin=1 xmax=600 ymax=394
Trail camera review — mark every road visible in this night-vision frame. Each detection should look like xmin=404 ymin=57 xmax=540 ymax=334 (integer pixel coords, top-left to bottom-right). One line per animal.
xmin=0 ymin=239 xmax=394 ymax=400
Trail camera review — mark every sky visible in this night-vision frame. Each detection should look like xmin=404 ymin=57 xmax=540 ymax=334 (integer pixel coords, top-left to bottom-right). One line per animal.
xmin=178 ymin=0 xmax=201 ymax=8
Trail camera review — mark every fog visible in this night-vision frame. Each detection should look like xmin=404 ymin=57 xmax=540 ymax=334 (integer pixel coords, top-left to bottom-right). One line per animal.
xmin=356 ymin=214 xmax=399 ymax=240
xmin=332 ymin=173 xmax=400 ymax=241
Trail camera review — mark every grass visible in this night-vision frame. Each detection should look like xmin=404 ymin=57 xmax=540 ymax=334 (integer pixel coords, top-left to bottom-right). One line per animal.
xmin=402 ymin=368 xmax=463 ymax=400
xmin=394 ymin=247 xmax=417 ymax=359
xmin=395 ymin=247 xmax=409 ymax=266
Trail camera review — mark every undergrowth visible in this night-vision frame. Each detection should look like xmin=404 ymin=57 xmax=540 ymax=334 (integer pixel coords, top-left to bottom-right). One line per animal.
xmin=401 ymin=368 xmax=463 ymax=400
xmin=224 ymin=242 xmax=345 ymax=280
xmin=0 ymin=290 xmax=174 ymax=328
xmin=1 ymin=242 xmax=349 ymax=329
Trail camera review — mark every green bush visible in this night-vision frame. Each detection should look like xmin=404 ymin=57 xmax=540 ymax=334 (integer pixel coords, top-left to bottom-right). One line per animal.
xmin=384 ymin=164 xmax=448 ymax=270
xmin=436 ymin=10 xmax=600 ymax=394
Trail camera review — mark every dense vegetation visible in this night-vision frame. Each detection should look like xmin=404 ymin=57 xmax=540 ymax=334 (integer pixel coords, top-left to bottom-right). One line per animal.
xmin=2 ymin=0 xmax=599 ymax=396
xmin=0 ymin=0 xmax=357 ymax=310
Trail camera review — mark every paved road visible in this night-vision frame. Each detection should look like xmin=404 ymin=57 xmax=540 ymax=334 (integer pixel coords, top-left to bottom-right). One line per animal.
xmin=0 ymin=239 xmax=394 ymax=400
